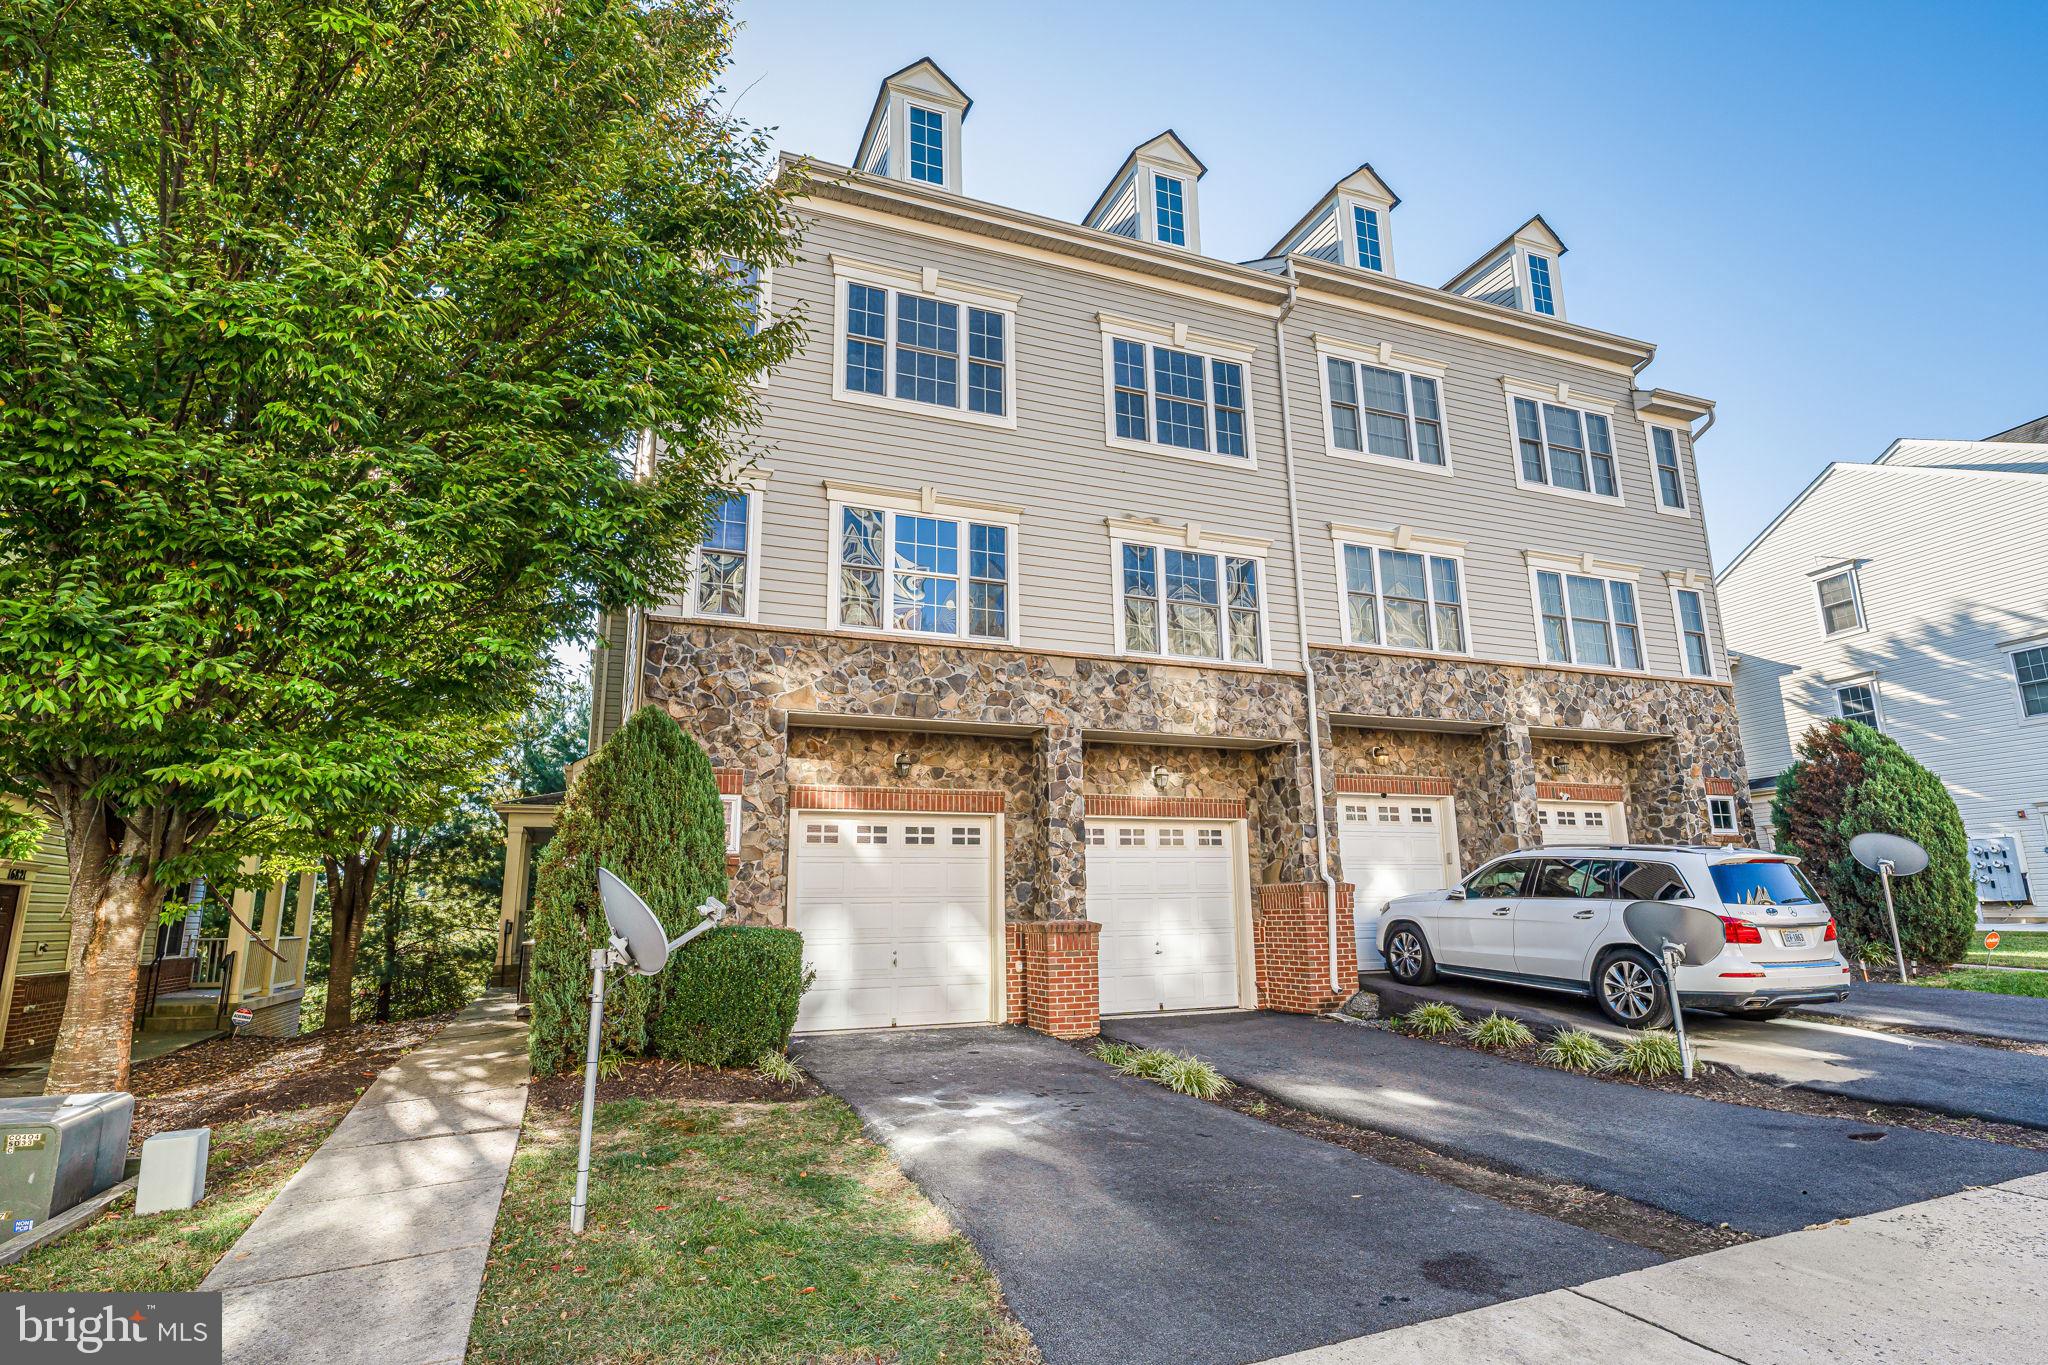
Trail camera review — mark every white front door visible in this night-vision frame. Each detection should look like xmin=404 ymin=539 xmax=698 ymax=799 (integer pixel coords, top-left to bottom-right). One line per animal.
xmin=1085 ymin=820 xmax=1241 ymax=1015
xmin=1538 ymin=801 xmax=1626 ymax=846
xmin=1338 ymin=798 xmax=1458 ymax=968
xmin=789 ymin=815 xmax=995 ymax=1031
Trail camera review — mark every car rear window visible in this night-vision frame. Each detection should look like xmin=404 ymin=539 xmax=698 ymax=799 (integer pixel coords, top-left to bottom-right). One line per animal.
xmin=1709 ymin=860 xmax=1820 ymax=907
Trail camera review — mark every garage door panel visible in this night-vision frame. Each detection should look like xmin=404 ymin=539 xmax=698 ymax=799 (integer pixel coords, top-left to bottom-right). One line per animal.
xmin=1340 ymin=801 xmax=1456 ymax=970
xmin=1086 ymin=821 xmax=1242 ymax=1015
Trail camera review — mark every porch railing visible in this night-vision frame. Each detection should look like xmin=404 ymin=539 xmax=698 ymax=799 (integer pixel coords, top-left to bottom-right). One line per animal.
xmin=190 ymin=936 xmax=231 ymax=988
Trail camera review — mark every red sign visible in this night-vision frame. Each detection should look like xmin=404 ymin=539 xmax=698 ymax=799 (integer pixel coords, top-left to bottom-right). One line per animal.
xmin=1984 ymin=932 xmax=2001 ymax=951
xmin=231 ymin=1006 xmax=254 ymax=1028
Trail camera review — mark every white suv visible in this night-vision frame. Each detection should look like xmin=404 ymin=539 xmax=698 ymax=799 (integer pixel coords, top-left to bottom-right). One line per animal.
xmin=1375 ymin=844 xmax=1851 ymax=1027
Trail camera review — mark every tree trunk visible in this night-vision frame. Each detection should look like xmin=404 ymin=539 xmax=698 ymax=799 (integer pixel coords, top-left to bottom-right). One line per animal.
xmin=44 ymin=790 xmax=158 ymax=1094
xmin=320 ymin=831 xmax=391 ymax=1033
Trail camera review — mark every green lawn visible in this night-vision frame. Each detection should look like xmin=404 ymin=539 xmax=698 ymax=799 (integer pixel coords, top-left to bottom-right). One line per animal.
xmin=1916 ymin=966 xmax=2048 ymax=1000
xmin=1964 ymin=930 xmax=2048 ymax=971
xmin=467 ymin=1096 xmax=1038 ymax=1365
xmin=0 ymin=1104 xmax=347 ymax=1292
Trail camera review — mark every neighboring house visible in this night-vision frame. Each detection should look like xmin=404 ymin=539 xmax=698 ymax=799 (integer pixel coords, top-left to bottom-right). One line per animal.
xmin=0 ymin=797 xmax=313 ymax=1062
xmin=497 ymin=59 xmax=1751 ymax=1039
xmin=1718 ymin=419 xmax=2048 ymax=920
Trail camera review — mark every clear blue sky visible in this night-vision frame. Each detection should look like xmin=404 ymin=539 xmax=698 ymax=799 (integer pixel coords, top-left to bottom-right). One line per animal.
xmin=725 ymin=0 xmax=2048 ymax=567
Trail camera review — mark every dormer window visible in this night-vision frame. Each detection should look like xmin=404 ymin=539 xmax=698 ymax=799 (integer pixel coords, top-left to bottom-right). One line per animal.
xmin=1353 ymin=206 xmax=1384 ymax=271
xmin=854 ymin=59 xmax=970 ymax=194
xmin=1267 ymin=165 xmax=1399 ymax=277
xmin=1086 ymin=131 xmax=1206 ymax=252
xmin=1445 ymin=215 xmax=1567 ymax=317
xmin=1527 ymin=254 xmax=1556 ymax=315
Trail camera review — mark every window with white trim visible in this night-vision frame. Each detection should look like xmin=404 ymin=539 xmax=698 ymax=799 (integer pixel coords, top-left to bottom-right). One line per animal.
xmin=1707 ymin=795 xmax=1737 ymax=834
xmin=692 ymin=494 xmax=751 ymax=618
xmin=1326 ymin=357 xmax=1444 ymax=466
xmin=1536 ymin=569 xmax=1643 ymax=670
xmin=721 ymin=794 xmax=742 ymax=855
xmin=1527 ymin=254 xmax=1556 ymax=315
xmin=1514 ymin=397 xmax=1618 ymax=497
xmin=1342 ymin=544 xmax=1465 ymax=652
xmin=1837 ymin=682 xmax=1879 ymax=728
xmin=907 ymin=105 xmax=945 ymax=186
xmin=842 ymin=279 xmax=1009 ymax=419
xmin=2014 ymin=646 xmax=2048 ymax=718
xmin=1816 ymin=570 xmax=1863 ymax=635
xmin=1154 ymin=175 xmax=1188 ymax=246
xmin=1110 ymin=336 xmax=1247 ymax=458
xmin=835 ymin=505 xmax=1012 ymax=640
xmin=1352 ymin=205 xmax=1384 ymax=271
xmin=1651 ymin=427 xmax=1686 ymax=510
xmin=1118 ymin=540 xmax=1264 ymax=663
xmin=1674 ymin=588 xmax=1712 ymax=677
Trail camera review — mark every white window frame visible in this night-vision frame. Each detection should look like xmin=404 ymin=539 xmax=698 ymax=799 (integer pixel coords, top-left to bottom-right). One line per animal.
xmin=2002 ymin=635 xmax=2048 ymax=724
xmin=1833 ymin=675 xmax=1882 ymax=729
xmin=1330 ymin=524 xmax=1470 ymax=656
xmin=1667 ymin=576 xmax=1717 ymax=679
xmin=1526 ymin=551 xmax=1648 ymax=672
xmin=1706 ymin=794 xmax=1738 ymax=836
xmin=683 ymin=481 xmax=766 ymax=622
xmin=1644 ymin=422 xmax=1691 ymax=516
xmin=1812 ymin=564 xmax=1866 ymax=637
xmin=1346 ymin=200 xmax=1391 ymax=273
xmin=830 ymin=257 xmax=1019 ymax=430
xmin=904 ymin=100 xmax=949 ymax=188
xmin=1098 ymin=315 xmax=1257 ymax=469
xmin=825 ymin=481 xmax=1023 ymax=645
xmin=1503 ymin=380 xmax=1624 ymax=505
xmin=721 ymin=793 xmax=743 ymax=856
xmin=1108 ymin=517 xmax=1270 ymax=667
xmin=1523 ymin=251 xmax=1559 ymax=316
xmin=1133 ymin=162 xmax=1201 ymax=252
xmin=1315 ymin=338 xmax=1452 ymax=477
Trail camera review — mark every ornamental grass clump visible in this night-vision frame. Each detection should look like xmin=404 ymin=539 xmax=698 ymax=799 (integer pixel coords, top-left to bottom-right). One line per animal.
xmin=1094 ymin=1043 xmax=1233 ymax=1099
xmin=1540 ymin=1028 xmax=1617 ymax=1073
xmin=1614 ymin=1030 xmax=1687 ymax=1079
xmin=1398 ymin=1002 xmax=1466 ymax=1037
xmin=1464 ymin=1013 xmax=1536 ymax=1049
xmin=755 ymin=1050 xmax=803 ymax=1086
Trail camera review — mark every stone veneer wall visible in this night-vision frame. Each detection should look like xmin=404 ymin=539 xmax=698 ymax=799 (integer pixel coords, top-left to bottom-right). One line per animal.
xmin=1327 ymin=727 xmax=1498 ymax=873
xmin=1082 ymin=742 xmax=1283 ymax=876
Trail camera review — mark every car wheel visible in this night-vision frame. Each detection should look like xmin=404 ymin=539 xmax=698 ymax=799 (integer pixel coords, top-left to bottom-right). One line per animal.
xmin=1384 ymin=923 xmax=1438 ymax=985
xmin=1594 ymin=949 xmax=1672 ymax=1029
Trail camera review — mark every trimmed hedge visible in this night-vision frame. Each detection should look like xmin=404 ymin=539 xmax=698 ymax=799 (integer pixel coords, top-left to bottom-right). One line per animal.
xmin=527 ymin=706 xmax=807 ymax=1074
xmin=1773 ymin=719 xmax=1975 ymax=965
xmin=648 ymin=924 xmax=810 ymax=1066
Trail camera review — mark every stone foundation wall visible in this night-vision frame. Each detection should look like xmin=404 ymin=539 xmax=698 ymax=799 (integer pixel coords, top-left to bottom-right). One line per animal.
xmin=1328 ymin=727 xmax=1500 ymax=872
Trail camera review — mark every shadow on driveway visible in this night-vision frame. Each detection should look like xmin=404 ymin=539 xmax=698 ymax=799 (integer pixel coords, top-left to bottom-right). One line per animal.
xmin=796 ymin=1026 xmax=1654 ymax=1365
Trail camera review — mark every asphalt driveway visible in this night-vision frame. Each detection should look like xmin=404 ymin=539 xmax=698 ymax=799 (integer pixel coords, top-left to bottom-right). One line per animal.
xmin=1802 ymin=978 xmax=2048 ymax=1044
xmin=795 ymin=1026 xmax=1654 ymax=1365
xmin=1103 ymin=1011 xmax=2048 ymax=1236
xmin=1362 ymin=976 xmax=2048 ymax=1130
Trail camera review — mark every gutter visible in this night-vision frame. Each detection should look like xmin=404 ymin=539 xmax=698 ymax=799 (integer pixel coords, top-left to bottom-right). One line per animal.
xmin=1272 ymin=269 xmax=1346 ymax=996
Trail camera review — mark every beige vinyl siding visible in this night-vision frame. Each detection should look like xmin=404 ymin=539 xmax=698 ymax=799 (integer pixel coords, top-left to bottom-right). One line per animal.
xmin=1281 ymin=291 xmax=1722 ymax=673
xmin=735 ymin=206 xmax=1303 ymax=666
xmin=14 ymin=816 xmax=73 ymax=976
xmin=589 ymin=611 xmax=629 ymax=750
xmin=1719 ymin=464 xmax=2048 ymax=889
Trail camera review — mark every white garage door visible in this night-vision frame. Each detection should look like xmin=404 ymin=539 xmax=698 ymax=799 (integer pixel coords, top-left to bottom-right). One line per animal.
xmin=1538 ymin=802 xmax=1626 ymax=846
xmin=789 ymin=815 xmax=995 ymax=1031
xmin=1339 ymin=799 xmax=1456 ymax=966
xmin=1085 ymin=821 xmax=1241 ymax=1015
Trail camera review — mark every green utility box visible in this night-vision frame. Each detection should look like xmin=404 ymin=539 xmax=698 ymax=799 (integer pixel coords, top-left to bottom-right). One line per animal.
xmin=1 ymin=1092 xmax=135 ymax=1238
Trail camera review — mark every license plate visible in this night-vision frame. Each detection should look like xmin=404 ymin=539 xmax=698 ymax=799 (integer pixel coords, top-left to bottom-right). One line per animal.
xmin=1780 ymin=929 xmax=1808 ymax=948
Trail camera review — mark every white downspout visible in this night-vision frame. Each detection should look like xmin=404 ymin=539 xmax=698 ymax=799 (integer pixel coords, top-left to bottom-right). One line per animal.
xmin=1272 ymin=273 xmax=1346 ymax=996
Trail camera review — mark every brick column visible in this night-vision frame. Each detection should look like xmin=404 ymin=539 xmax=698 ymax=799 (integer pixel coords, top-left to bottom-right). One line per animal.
xmin=1253 ymin=883 xmax=1357 ymax=1012
xmin=1015 ymin=920 xmax=1100 ymax=1038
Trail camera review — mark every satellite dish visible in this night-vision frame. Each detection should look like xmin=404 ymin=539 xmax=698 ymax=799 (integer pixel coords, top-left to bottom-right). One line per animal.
xmin=598 ymin=868 xmax=670 ymax=976
xmin=1850 ymin=832 xmax=1929 ymax=877
xmin=1622 ymin=900 xmax=1727 ymax=965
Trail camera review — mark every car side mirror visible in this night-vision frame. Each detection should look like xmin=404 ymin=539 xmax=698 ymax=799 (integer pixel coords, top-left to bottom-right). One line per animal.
xmin=1446 ymin=885 xmax=1467 ymax=901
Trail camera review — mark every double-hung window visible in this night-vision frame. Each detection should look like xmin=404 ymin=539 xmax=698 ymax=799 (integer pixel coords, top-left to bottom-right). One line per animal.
xmin=1352 ymin=205 xmax=1384 ymax=271
xmin=1535 ymin=569 xmax=1643 ymax=670
xmin=1325 ymin=355 xmax=1445 ymax=467
xmin=838 ymin=268 xmax=1013 ymax=424
xmin=1106 ymin=333 xmax=1249 ymax=460
xmin=907 ymin=105 xmax=945 ymax=185
xmin=1816 ymin=569 xmax=1863 ymax=635
xmin=1527 ymin=254 xmax=1556 ymax=315
xmin=1118 ymin=539 xmax=1264 ymax=664
xmin=1342 ymin=544 xmax=1465 ymax=653
xmin=834 ymin=500 xmax=1014 ymax=641
xmin=2010 ymin=646 xmax=2048 ymax=719
xmin=1154 ymin=175 xmax=1188 ymax=246
xmin=1837 ymin=682 xmax=1879 ymax=728
xmin=1513 ymin=396 xmax=1618 ymax=498
xmin=1650 ymin=426 xmax=1687 ymax=511
xmin=691 ymin=494 xmax=754 ymax=618
xmin=1673 ymin=587 xmax=1712 ymax=677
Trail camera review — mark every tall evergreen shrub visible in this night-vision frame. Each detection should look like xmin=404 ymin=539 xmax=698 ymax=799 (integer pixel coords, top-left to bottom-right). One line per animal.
xmin=1773 ymin=720 xmax=1975 ymax=964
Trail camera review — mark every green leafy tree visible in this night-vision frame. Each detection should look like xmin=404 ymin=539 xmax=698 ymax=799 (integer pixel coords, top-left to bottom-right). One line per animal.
xmin=1773 ymin=720 xmax=1976 ymax=964
xmin=0 ymin=1 xmax=799 ymax=1090
xmin=527 ymin=706 xmax=733 ymax=1075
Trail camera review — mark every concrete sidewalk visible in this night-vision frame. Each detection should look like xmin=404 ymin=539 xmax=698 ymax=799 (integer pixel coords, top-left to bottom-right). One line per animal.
xmin=1263 ymin=1169 xmax=2048 ymax=1363
xmin=201 ymin=992 xmax=529 ymax=1365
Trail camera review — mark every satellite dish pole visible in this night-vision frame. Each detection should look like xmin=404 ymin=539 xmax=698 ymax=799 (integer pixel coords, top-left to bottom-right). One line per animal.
xmin=1850 ymin=833 xmax=1929 ymax=983
xmin=1621 ymin=901 xmax=1727 ymax=1082
xmin=570 ymin=868 xmax=726 ymax=1235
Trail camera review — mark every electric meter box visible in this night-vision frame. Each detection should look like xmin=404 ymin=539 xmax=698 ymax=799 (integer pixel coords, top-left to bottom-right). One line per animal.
xmin=0 ymin=1091 xmax=135 ymax=1236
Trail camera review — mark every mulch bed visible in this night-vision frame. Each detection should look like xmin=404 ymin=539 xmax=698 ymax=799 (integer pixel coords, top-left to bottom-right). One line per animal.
xmin=526 ymin=1056 xmax=820 ymax=1111
xmin=125 ymin=1013 xmax=455 ymax=1145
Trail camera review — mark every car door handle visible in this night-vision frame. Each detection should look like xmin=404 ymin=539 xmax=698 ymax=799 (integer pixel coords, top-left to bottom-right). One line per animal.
xmin=1573 ymin=909 xmax=1596 ymax=920
xmin=1490 ymin=907 xmax=1512 ymax=917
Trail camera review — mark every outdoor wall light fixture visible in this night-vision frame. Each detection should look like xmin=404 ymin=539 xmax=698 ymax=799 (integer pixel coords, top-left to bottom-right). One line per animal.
xmin=893 ymin=752 xmax=914 ymax=778
xmin=1547 ymin=754 xmax=1572 ymax=772
xmin=1150 ymin=765 xmax=1172 ymax=790
xmin=1368 ymin=745 xmax=1390 ymax=763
